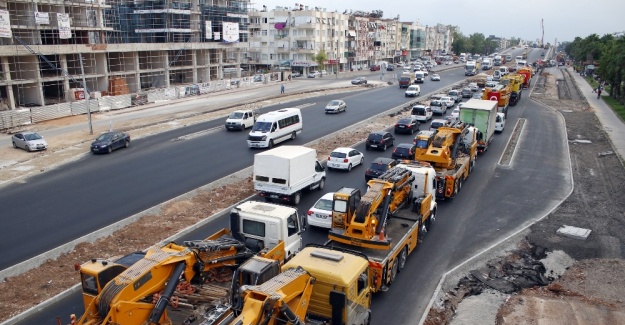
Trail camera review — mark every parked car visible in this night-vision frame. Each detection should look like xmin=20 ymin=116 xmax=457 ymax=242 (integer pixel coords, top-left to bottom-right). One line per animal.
xmin=90 ymin=131 xmax=130 ymax=154
xmin=365 ymin=157 xmax=398 ymax=181
xmin=369 ymin=65 xmax=380 ymax=71
xmin=430 ymin=74 xmax=441 ymax=81
xmin=430 ymin=119 xmax=450 ymax=132
xmin=365 ymin=131 xmax=395 ymax=151
xmin=495 ymin=112 xmax=506 ymax=132
xmin=412 ymin=104 xmax=433 ymax=122
xmin=394 ymin=116 xmax=421 ymax=135
xmin=460 ymin=87 xmax=472 ymax=98
xmin=307 ymin=72 xmax=317 ymax=78
xmin=320 ymin=70 xmax=328 ymax=76
xmin=291 ymin=72 xmax=302 ymax=78
xmin=306 ymin=192 xmax=334 ymax=228
xmin=325 ymin=99 xmax=347 ymax=114
xmin=447 ymin=89 xmax=461 ymax=103
xmin=430 ymin=100 xmax=447 ymax=115
xmin=11 ymin=131 xmax=48 ymax=152
xmin=391 ymin=143 xmax=417 ymax=160
xmin=327 ymin=147 xmax=364 ymax=171
xmin=351 ymin=77 xmax=368 ymax=85
xmin=405 ymin=85 xmax=421 ymax=97
xmin=440 ymin=96 xmax=455 ymax=108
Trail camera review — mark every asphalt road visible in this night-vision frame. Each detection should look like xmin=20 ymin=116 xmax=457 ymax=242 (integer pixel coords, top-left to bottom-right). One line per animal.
xmin=15 ymin=48 xmax=572 ymax=324
xmin=0 ymin=66 xmax=467 ymax=270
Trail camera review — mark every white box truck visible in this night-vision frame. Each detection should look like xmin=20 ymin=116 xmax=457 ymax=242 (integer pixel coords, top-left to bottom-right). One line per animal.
xmin=459 ymin=99 xmax=498 ymax=153
xmin=253 ymin=145 xmax=326 ymax=205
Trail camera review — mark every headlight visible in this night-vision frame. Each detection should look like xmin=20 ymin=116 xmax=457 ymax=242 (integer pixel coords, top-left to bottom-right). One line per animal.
xmin=261 ymin=136 xmax=267 ymax=141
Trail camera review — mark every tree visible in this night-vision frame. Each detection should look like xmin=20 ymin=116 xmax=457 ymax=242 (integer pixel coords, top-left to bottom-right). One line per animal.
xmin=314 ymin=50 xmax=328 ymax=71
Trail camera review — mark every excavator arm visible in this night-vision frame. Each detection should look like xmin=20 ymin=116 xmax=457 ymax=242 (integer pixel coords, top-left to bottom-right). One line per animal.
xmin=209 ymin=267 xmax=315 ymax=325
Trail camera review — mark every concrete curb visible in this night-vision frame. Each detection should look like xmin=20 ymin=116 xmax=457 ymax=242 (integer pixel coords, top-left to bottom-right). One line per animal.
xmin=418 ymin=76 xmax=576 ymax=325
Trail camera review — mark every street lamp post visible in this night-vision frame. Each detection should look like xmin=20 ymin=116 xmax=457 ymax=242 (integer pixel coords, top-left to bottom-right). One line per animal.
xmin=336 ymin=40 xmax=339 ymax=79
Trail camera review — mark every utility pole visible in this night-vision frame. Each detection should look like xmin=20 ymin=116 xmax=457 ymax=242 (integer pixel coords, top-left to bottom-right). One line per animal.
xmin=79 ymin=53 xmax=93 ymax=135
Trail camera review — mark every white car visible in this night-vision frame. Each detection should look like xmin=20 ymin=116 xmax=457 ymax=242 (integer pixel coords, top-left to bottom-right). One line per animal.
xmin=412 ymin=104 xmax=433 ymax=122
xmin=430 ymin=118 xmax=450 ymax=132
xmin=440 ymin=96 xmax=455 ymax=108
xmin=485 ymin=81 xmax=499 ymax=88
xmin=495 ymin=112 xmax=506 ymax=133
xmin=327 ymin=147 xmax=364 ymax=171
xmin=449 ymin=107 xmax=460 ymax=122
xmin=405 ymin=85 xmax=421 ymax=97
xmin=307 ymin=192 xmax=334 ymax=228
xmin=430 ymin=74 xmax=441 ymax=81
xmin=325 ymin=99 xmax=347 ymax=114
xmin=430 ymin=100 xmax=447 ymax=115
xmin=11 ymin=131 xmax=48 ymax=152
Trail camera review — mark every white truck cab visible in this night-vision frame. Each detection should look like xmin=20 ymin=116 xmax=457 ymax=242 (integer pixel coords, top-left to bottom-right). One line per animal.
xmin=225 ymin=109 xmax=259 ymax=131
xmin=230 ymin=201 xmax=304 ymax=258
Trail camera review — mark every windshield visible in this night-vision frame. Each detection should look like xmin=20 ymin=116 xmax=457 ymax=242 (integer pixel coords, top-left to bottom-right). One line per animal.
xmin=96 ymin=134 xmax=113 ymax=141
xmin=314 ymin=198 xmax=333 ymax=210
xmin=333 ymin=199 xmax=347 ymax=213
xmin=252 ymin=121 xmax=272 ymax=132
xmin=229 ymin=112 xmax=244 ymax=119
xmin=370 ymin=163 xmax=389 ymax=171
xmin=431 ymin=122 xmax=445 ymax=129
xmin=328 ymin=100 xmax=340 ymax=106
xmin=413 ymin=108 xmax=425 ymax=115
xmin=24 ymin=133 xmax=42 ymax=141
xmin=368 ymin=134 xmax=382 ymax=141
xmin=330 ymin=151 xmax=346 ymax=158
xmin=415 ymin=139 xmax=429 ymax=148
xmin=431 ymin=101 xmax=442 ymax=107
xmin=395 ymin=147 xmax=410 ymax=155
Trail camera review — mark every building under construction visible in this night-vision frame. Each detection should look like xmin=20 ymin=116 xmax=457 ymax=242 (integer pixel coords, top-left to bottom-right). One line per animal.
xmin=0 ymin=0 xmax=250 ymax=112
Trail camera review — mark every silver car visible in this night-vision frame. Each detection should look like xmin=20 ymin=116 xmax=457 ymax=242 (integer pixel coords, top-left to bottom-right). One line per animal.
xmin=325 ymin=99 xmax=347 ymax=114
xmin=11 ymin=131 xmax=48 ymax=152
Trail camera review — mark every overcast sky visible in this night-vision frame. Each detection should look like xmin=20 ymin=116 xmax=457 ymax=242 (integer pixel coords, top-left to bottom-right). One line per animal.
xmin=252 ymin=0 xmax=624 ymax=43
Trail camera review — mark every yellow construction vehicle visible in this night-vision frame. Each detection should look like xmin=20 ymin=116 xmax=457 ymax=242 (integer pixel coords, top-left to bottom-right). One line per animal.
xmin=76 ymin=201 xmax=306 ymax=325
xmin=327 ymin=162 xmax=438 ymax=292
xmin=414 ymin=122 xmax=478 ymax=200
xmin=501 ymin=74 xmax=524 ymax=105
xmin=203 ymin=245 xmax=373 ymax=325
xmin=482 ymin=83 xmax=511 ymax=117
xmin=329 ymin=166 xmax=415 ymax=250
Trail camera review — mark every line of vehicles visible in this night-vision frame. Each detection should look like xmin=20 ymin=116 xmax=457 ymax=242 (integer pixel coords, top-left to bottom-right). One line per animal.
xmin=72 ymin=60 xmax=532 ymax=324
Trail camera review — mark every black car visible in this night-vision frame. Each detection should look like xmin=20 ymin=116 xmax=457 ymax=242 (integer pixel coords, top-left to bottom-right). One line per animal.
xmin=391 ymin=143 xmax=417 ymax=160
xmin=351 ymin=77 xmax=368 ymax=85
xmin=365 ymin=131 xmax=395 ymax=151
xmin=365 ymin=157 xmax=398 ymax=181
xmin=91 ymin=131 xmax=131 ymax=154
xmin=386 ymin=65 xmax=395 ymax=71
xmin=394 ymin=116 xmax=420 ymax=135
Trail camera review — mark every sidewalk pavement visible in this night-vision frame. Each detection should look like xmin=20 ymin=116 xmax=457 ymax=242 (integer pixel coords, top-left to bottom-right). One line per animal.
xmin=568 ymin=66 xmax=625 ymax=164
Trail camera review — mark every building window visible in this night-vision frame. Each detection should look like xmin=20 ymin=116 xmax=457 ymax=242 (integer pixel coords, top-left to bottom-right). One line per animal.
xmin=261 ymin=30 xmax=267 ymax=36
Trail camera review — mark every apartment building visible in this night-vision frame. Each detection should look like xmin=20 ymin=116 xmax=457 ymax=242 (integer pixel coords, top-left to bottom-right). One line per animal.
xmin=425 ymin=23 xmax=452 ymax=57
xmin=0 ymin=0 xmax=250 ymax=112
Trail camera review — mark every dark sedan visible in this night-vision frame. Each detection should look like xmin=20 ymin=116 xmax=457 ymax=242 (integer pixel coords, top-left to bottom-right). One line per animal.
xmin=91 ymin=131 xmax=131 ymax=154
xmin=394 ymin=116 xmax=420 ymax=135
xmin=351 ymin=77 xmax=368 ymax=85
xmin=391 ymin=143 xmax=417 ymax=160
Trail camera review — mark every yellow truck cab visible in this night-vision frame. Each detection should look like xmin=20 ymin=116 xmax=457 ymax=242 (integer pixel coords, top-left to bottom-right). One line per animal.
xmin=282 ymin=245 xmax=372 ymax=324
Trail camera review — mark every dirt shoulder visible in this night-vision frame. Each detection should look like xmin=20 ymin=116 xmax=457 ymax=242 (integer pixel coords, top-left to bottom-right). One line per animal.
xmin=425 ymin=68 xmax=625 ymax=324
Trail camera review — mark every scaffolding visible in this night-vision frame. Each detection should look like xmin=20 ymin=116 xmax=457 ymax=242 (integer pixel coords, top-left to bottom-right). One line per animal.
xmin=0 ymin=0 xmax=250 ymax=111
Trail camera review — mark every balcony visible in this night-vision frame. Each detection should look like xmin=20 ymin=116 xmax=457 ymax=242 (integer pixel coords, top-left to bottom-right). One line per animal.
xmin=276 ymin=47 xmax=290 ymax=52
xmin=292 ymin=47 xmax=315 ymax=53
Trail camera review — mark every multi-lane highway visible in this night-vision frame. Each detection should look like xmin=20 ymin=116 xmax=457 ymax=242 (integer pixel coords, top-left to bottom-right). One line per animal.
xmin=7 ymin=48 xmax=572 ymax=324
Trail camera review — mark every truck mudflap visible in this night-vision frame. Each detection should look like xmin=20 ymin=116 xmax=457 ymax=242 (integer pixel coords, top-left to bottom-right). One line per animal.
xmin=435 ymin=176 xmax=446 ymax=199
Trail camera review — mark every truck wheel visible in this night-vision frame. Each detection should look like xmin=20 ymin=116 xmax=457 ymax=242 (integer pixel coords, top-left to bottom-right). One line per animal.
xmin=458 ymin=178 xmax=463 ymax=192
xmin=318 ymin=178 xmax=325 ymax=190
xmin=291 ymin=132 xmax=297 ymax=140
xmin=389 ymin=260 xmax=398 ymax=284
xmin=292 ymin=192 xmax=301 ymax=205
xmin=398 ymin=247 xmax=408 ymax=272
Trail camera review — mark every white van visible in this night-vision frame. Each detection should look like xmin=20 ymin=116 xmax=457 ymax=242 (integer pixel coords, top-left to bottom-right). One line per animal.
xmin=415 ymin=71 xmax=426 ymax=83
xmin=515 ymin=55 xmax=523 ymax=62
xmin=498 ymin=66 xmax=509 ymax=76
xmin=247 ymin=108 xmax=303 ymax=148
